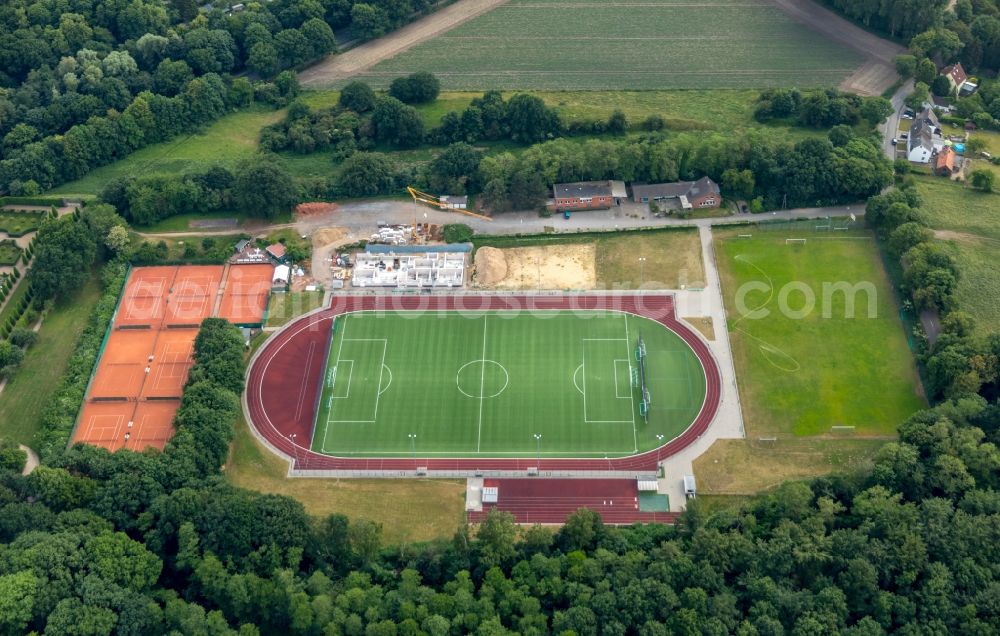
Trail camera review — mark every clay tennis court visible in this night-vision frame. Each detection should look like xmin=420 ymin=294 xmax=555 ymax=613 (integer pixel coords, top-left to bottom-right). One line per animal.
xmin=72 ymin=263 xmax=274 ymax=452
xmin=219 ymin=263 xmax=273 ymax=324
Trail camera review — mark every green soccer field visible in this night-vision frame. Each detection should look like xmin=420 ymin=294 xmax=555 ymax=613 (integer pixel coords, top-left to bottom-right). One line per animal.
xmin=311 ymin=310 xmax=707 ymax=457
xmin=715 ymin=229 xmax=925 ymax=437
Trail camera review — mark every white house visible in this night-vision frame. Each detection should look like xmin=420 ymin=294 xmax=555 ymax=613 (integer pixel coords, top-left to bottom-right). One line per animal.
xmin=907 ymin=108 xmax=942 ymax=164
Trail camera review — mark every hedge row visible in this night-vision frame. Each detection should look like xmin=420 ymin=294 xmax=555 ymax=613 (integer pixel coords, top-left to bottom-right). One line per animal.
xmin=0 ymin=196 xmax=68 ymax=207
xmin=0 ymin=286 xmax=34 ymax=341
xmin=36 ymin=261 xmax=128 ymax=461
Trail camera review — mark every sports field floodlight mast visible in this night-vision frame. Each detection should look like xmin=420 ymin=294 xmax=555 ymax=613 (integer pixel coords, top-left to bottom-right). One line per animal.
xmin=408 ymin=433 xmax=417 ymax=465
xmin=638 ymin=257 xmax=646 ymax=288
xmin=534 ymin=433 xmax=541 ymax=465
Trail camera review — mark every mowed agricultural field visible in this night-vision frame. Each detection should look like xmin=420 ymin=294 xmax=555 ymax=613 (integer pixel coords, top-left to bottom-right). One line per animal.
xmin=715 ymin=229 xmax=924 ymax=437
xmin=350 ymin=0 xmax=865 ymax=90
xmin=313 ymin=309 xmax=706 ymax=457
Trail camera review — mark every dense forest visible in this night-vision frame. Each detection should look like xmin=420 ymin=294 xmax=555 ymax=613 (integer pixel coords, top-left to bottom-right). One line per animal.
xmin=0 ymin=0 xmax=438 ymax=195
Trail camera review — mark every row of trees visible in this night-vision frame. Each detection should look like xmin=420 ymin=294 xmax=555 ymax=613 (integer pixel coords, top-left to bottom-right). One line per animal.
xmin=866 ymin=185 xmax=1000 ymax=402
xmin=99 ymin=156 xmax=297 ymax=225
xmin=334 ymin=127 xmax=892 ymax=209
xmin=753 ymin=88 xmax=893 ymax=129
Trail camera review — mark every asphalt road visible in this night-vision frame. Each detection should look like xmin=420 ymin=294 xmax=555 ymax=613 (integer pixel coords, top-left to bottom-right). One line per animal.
xmin=882 ymin=80 xmax=915 ymax=160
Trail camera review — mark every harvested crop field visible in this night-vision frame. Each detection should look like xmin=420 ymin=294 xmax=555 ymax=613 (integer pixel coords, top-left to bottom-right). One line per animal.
xmin=347 ymin=0 xmax=864 ymax=90
xmin=473 ymin=244 xmax=596 ymax=289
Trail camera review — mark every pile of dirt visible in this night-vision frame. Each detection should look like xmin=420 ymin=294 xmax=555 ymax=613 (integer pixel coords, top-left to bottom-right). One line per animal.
xmin=311 ymin=227 xmax=348 ymax=248
xmin=473 ymin=247 xmax=508 ymax=286
xmin=296 ymin=202 xmax=339 ymax=217
xmin=474 ymin=244 xmax=597 ymax=290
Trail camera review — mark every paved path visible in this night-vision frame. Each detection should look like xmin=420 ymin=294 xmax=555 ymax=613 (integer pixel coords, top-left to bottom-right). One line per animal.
xmin=138 ymin=202 xmax=864 ymax=243
xmin=18 ymin=444 xmax=38 ymax=475
xmin=882 ymin=80 xmax=915 ymax=160
xmin=657 ymin=226 xmax=746 ymax=510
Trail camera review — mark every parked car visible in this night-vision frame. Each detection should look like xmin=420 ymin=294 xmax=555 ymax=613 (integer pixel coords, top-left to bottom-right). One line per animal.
xmin=900 ymin=132 xmax=908 ymax=139
xmin=891 ymin=138 xmax=898 ymax=145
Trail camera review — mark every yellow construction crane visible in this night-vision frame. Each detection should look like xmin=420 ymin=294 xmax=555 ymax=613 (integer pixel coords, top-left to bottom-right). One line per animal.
xmin=406 ymin=187 xmax=492 ymax=222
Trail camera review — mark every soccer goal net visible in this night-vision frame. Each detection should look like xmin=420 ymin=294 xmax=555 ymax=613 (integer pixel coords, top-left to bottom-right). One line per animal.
xmin=635 ymin=335 xmax=650 ymax=421
xmin=785 ymin=238 xmax=807 ymax=245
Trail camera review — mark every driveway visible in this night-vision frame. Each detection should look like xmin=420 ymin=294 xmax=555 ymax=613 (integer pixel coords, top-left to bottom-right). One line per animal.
xmin=882 ymin=80 xmax=915 ymax=160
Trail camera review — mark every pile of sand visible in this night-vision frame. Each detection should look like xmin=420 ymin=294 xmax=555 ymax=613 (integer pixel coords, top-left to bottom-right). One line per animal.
xmin=473 ymin=247 xmax=508 ymax=285
xmin=295 ymin=202 xmax=338 ymax=217
xmin=474 ymin=244 xmax=596 ymax=290
xmin=312 ymin=227 xmax=348 ymax=248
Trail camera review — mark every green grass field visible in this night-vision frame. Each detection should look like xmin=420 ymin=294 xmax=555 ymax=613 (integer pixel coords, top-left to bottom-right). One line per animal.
xmin=0 ymin=271 xmax=101 ymax=446
xmin=716 ymin=230 xmax=924 ymax=437
xmin=912 ymin=177 xmax=1000 ymax=336
xmin=312 ymin=309 xmax=706 ymax=457
xmin=915 ymin=177 xmax=1000 ymax=241
xmin=351 ymin=0 xmax=864 ymax=90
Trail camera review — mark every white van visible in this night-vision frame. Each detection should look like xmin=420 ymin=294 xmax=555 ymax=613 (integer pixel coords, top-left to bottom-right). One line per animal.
xmin=683 ymin=475 xmax=696 ymax=499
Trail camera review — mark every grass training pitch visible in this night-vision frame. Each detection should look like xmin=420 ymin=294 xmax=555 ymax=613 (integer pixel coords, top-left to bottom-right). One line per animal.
xmin=715 ymin=229 xmax=924 ymax=437
xmin=350 ymin=0 xmax=864 ymax=90
xmin=312 ymin=309 xmax=707 ymax=457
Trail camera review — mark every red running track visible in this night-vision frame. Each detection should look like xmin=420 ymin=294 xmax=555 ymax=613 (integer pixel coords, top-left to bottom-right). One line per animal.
xmin=245 ymin=294 xmax=722 ymax=473
xmin=467 ymin=479 xmax=679 ymax=525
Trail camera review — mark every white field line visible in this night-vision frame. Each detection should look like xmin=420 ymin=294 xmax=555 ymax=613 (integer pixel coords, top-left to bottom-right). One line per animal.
xmin=322 ymin=314 xmax=349 ymax=450
xmin=624 ymin=312 xmax=638 ymax=453
xmin=476 ymin=315 xmax=488 ymax=452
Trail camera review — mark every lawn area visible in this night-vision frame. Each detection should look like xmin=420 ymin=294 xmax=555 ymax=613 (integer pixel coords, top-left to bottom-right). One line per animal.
xmin=943 ymin=237 xmax=1000 ymax=338
xmin=314 ymin=309 xmax=705 ymax=457
xmin=693 ymin=438 xmax=886 ymax=494
xmin=349 ymin=0 xmax=864 ymax=90
xmin=914 ymin=175 xmax=1000 ymax=240
xmin=48 ymin=106 xmax=286 ymax=196
xmin=595 ymin=228 xmax=705 ymax=289
xmin=266 ymin=291 xmax=325 ymax=327
xmin=715 ymin=229 xmax=924 ymax=437
xmin=412 ymin=90 xmax=824 ymax=140
xmin=913 ymin=176 xmax=1000 ymax=336
xmin=0 ymin=271 xmax=101 ymax=446
xmin=137 ymin=233 xmax=248 ymax=261
xmin=226 ymin=413 xmax=465 ymax=544
xmin=0 ymin=211 xmax=44 ymax=236
xmin=0 ymin=240 xmax=20 ymax=266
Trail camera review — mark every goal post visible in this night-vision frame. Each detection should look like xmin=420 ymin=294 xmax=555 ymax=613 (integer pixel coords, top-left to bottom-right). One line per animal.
xmin=785 ymin=238 xmax=807 ymax=245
